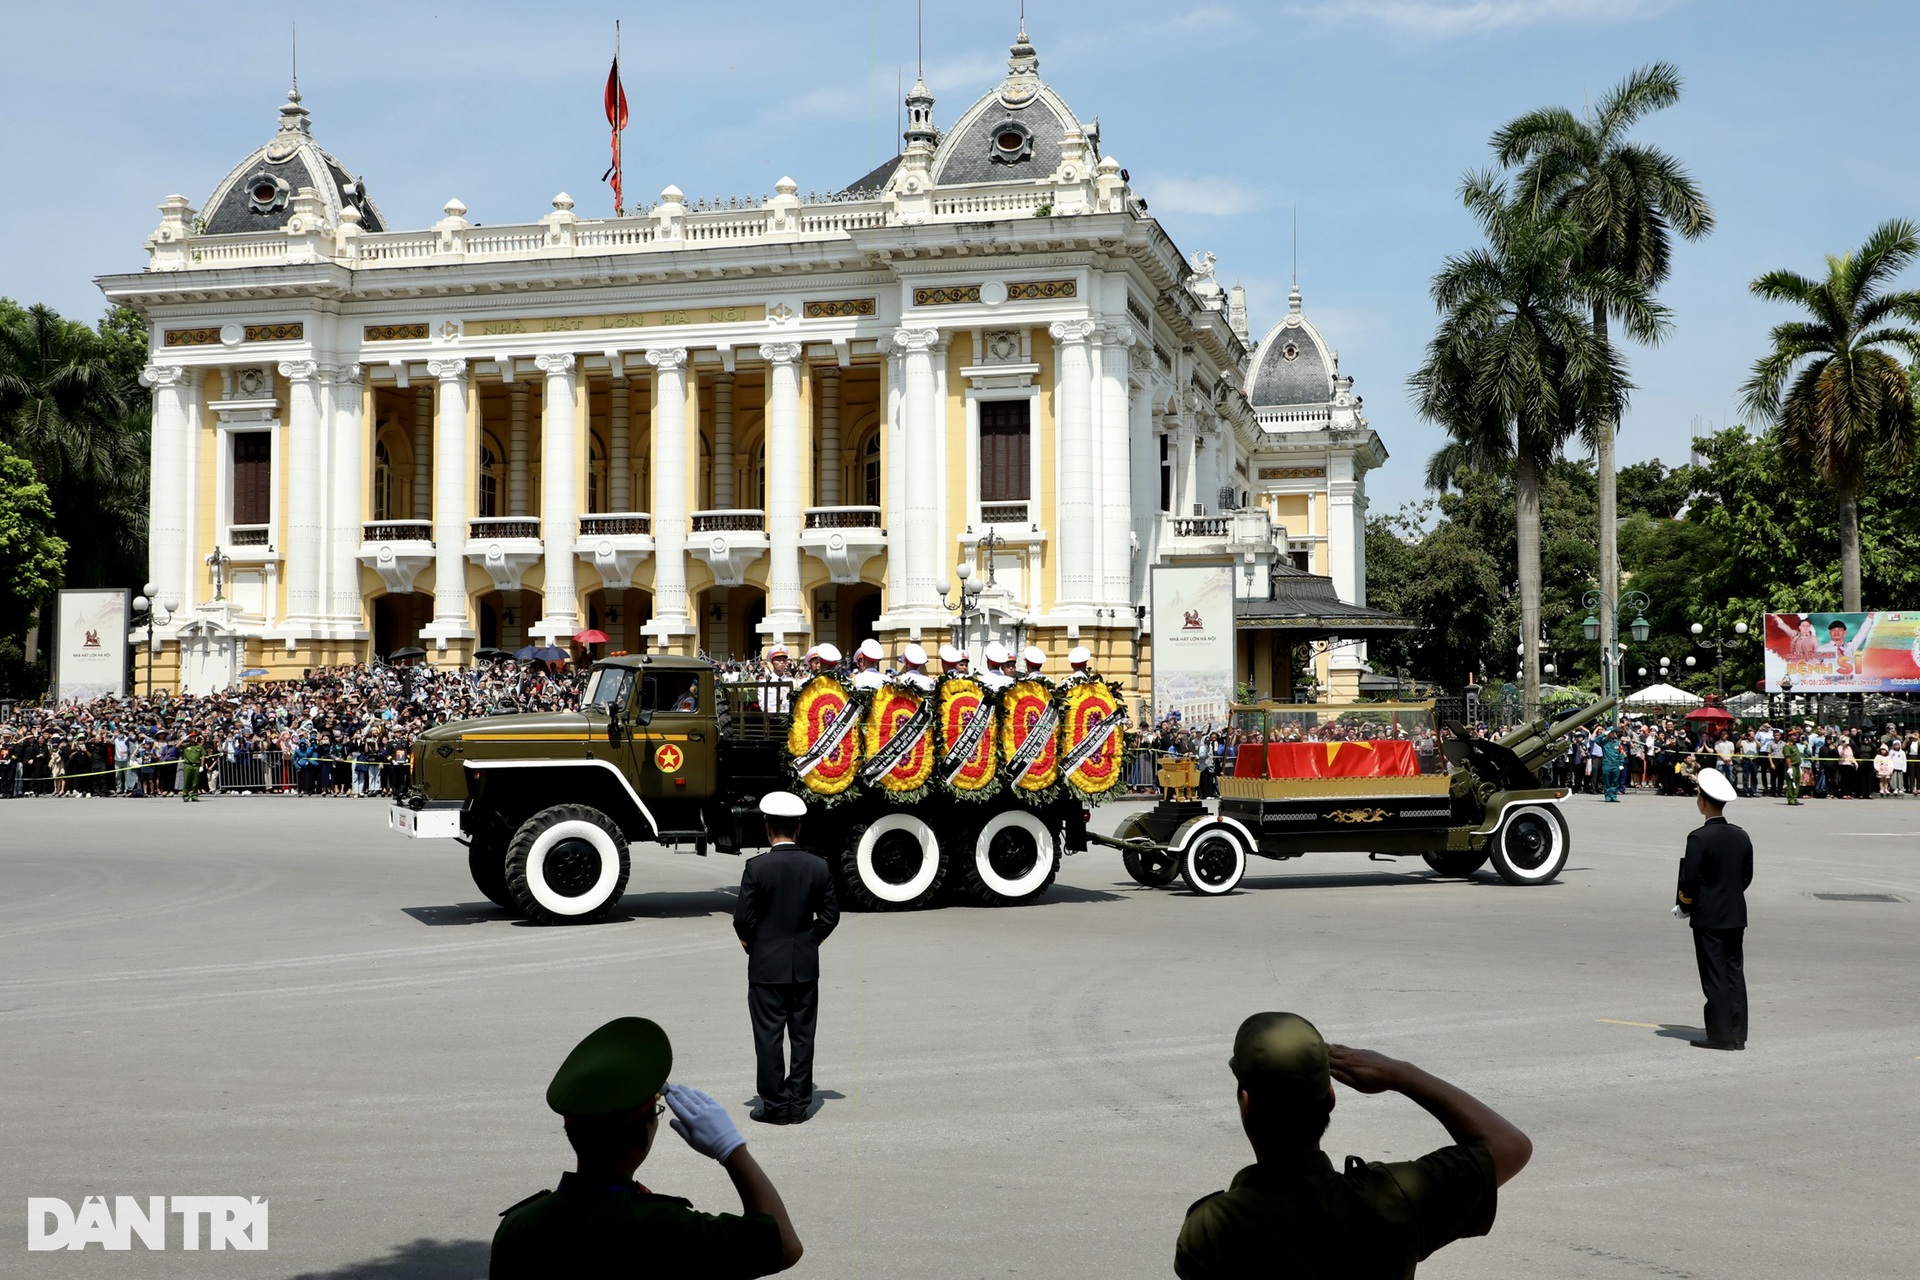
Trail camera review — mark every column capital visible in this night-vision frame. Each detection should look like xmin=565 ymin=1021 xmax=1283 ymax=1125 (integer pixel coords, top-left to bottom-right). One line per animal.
xmin=713 ymin=367 xmax=737 ymax=385
xmin=758 ymin=341 xmax=803 ymax=365
xmin=331 ymin=363 xmax=365 ymax=387
xmin=1098 ymin=320 xmax=1137 ymax=348
xmin=426 ymin=358 xmax=468 ymax=383
xmin=277 ymin=359 xmax=320 ymax=383
xmin=1048 ymin=319 xmax=1098 ymax=345
xmin=140 ymin=363 xmax=189 ymax=389
xmin=644 ymin=347 xmax=688 ymax=373
xmin=533 ymin=353 xmax=575 ymax=376
xmin=889 ymin=326 xmax=941 ymax=354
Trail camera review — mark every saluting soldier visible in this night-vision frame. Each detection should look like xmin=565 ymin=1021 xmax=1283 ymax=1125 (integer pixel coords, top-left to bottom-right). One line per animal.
xmin=491 ymin=1016 xmax=804 ymax=1278
xmin=1782 ymin=731 xmax=1802 ymax=805
xmin=1177 ymin=1012 xmax=1530 ymax=1279
xmin=1675 ymin=766 xmax=1753 ymax=1050
xmin=734 ymin=792 xmax=840 ymax=1124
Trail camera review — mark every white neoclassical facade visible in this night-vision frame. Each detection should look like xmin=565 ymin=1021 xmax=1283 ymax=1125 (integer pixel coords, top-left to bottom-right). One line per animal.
xmin=100 ymin=24 xmax=1393 ymax=701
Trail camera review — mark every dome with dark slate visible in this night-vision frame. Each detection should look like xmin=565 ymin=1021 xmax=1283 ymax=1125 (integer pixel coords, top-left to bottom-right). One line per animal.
xmin=199 ymin=86 xmax=384 ymax=235
xmin=1247 ymin=286 xmax=1335 ymax=408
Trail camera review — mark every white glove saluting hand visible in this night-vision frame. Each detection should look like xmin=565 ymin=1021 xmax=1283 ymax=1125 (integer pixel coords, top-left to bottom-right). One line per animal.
xmin=664 ymin=1083 xmax=746 ymax=1162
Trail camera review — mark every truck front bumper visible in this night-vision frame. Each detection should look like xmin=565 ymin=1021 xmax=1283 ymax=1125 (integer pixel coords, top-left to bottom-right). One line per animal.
xmin=388 ymin=802 xmax=464 ymax=840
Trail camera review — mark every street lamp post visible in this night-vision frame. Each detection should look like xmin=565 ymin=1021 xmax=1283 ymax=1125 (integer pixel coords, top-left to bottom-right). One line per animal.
xmin=1582 ymin=589 xmax=1651 ymax=727
xmin=939 ymin=528 xmax=1008 ymax=653
xmin=129 ymin=582 xmax=179 ymax=699
xmin=1689 ymin=620 xmax=1749 ymax=697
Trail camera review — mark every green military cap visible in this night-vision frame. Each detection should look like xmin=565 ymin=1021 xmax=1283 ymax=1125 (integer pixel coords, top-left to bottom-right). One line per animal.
xmin=1229 ymin=1012 xmax=1330 ymax=1101
xmin=546 ymin=1017 xmax=673 ymax=1116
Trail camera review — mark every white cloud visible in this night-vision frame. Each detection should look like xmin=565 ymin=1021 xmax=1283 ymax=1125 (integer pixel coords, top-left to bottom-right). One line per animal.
xmin=1285 ymin=0 xmax=1686 ymax=38
xmin=1131 ymin=174 xmax=1263 ymax=217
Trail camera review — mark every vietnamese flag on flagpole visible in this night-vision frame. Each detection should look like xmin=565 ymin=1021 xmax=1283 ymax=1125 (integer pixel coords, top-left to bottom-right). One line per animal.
xmin=603 ymin=42 xmax=628 ymax=214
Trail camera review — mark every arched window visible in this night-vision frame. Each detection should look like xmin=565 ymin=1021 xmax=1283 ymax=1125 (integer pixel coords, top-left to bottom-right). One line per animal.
xmin=863 ymin=433 xmax=881 ymax=507
xmin=478 ymin=434 xmax=503 ymax=518
xmin=373 ymin=440 xmax=393 ymax=520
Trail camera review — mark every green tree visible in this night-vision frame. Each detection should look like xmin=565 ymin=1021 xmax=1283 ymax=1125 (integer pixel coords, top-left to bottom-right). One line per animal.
xmin=1410 ymin=176 xmax=1661 ymax=712
xmin=0 ymin=441 xmax=68 ymax=695
xmin=1739 ymin=219 xmax=1920 ymax=610
xmin=1495 ymin=63 xmax=1713 ymax=682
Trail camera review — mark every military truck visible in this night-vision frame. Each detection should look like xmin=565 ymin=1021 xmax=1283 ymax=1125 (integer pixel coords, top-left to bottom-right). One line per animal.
xmin=389 ymin=654 xmax=1095 ymax=922
xmin=1094 ymin=696 xmax=1617 ymax=895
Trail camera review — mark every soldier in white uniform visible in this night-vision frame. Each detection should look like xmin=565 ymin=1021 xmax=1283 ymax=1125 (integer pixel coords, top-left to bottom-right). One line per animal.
xmin=979 ymin=642 xmax=1016 ymax=693
xmin=760 ymin=644 xmax=795 ymax=712
xmin=895 ymin=643 xmax=936 ymax=694
xmin=806 ymin=643 xmax=841 ymax=678
xmin=851 ymin=638 xmax=887 ymax=692
xmin=938 ymin=644 xmax=970 ymax=678
xmin=1064 ymin=645 xmax=1094 ymax=684
xmin=1021 ymin=646 xmax=1051 ymax=684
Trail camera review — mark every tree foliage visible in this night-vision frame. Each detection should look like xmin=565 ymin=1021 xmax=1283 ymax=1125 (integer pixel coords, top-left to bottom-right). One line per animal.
xmin=0 ymin=441 xmax=68 ymax=693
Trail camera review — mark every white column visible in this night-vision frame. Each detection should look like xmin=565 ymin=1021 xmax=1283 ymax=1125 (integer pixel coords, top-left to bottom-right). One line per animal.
xmin=1130 ymin=382 xmax=1156 ymax=603
xmin=508 ymin=379 xmax=530 ymax=516
xmin=533 ymin=353 xmax=578 ymax=641
xmin=818 ymin=366 xmax=841 ymax=506
xmin=760 ymin=342 xmax=806 ymax=637
xmin=141 ymin=364 xmax=191 ymax=616
xmin=1049 ymin=320 xmax=1098 ymax=609
xmin=280 ymin=359 xmax=324 ymax=625
xmin=1099 ymin=323 xmax=1136 ymax=608
xmin=411 ymin=383 xmax=432 ymax=520
xmin=425 ymin=359 xmax=473 ymax=643
xmin=894 ymin=327 xmax=941 ymax=613
xmin=327 ymin=364 xmax=365 ymax=627
xmin=643 ymin=347 xmax=694 ymax=641
xmin=882 ymin=341 xmax=905 ymax=615
xmin=610 ymin=373 xmax=631 ymax=512
xmin=712 ymin=370 xmax=736 ymax=510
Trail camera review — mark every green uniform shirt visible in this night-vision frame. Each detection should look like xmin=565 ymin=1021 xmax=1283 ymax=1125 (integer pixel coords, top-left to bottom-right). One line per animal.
xmin=182 ymin=744 xmax=203 ymax=766
xmin=1175 ymin=1143 xmax=1498 ymax=1280
xmin=490 ymin=1172 xmax=783 ymax=1280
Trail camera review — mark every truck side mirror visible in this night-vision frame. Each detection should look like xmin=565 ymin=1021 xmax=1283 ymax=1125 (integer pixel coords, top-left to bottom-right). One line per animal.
xmin=636 ymin=707 xmax=654 ymax=728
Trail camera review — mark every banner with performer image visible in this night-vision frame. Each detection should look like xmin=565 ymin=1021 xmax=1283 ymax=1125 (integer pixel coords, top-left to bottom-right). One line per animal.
xmin=53 ymin=588 xmax=130 ymax=703
xmin=1763 ymin=611 xmax=1920 ymax=692
xmin=1150 ymin=563 xmax=1236 ymax=729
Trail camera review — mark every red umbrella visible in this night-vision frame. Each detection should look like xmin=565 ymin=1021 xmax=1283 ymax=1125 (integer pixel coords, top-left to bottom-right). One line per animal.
xmin=573 ymin=629 xmax=610 ymax=645
xmin=1684 ymin=704 xmax=1735 ymax=725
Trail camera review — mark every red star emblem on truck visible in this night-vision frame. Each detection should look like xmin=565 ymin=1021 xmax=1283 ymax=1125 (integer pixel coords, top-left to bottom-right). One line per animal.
xmin=654 ymin=743 xmax=684 ymax=773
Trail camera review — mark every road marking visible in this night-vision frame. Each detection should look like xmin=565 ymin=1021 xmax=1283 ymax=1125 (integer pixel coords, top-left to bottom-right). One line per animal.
xmin=1596 ymin=1018 xmax=1663 ymax=1029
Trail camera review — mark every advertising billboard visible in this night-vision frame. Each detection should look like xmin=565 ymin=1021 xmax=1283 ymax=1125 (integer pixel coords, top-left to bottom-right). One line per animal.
xmin=1151 ymin=563 xmax=1236 ymax=729
xmin=53 ymin=588 xmax=130 ymax=703
xmin=1762 ymin=611 xmax=1920 ymax=693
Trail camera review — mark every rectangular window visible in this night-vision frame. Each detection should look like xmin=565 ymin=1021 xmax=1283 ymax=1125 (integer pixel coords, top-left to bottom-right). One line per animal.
xmin=1158 ymin=435 xmax=1172 ymax=513
xmin=979 ymin=399 xmax=1030 ymax=502
xmin=232 ymin=432 xmax=272 ymax=525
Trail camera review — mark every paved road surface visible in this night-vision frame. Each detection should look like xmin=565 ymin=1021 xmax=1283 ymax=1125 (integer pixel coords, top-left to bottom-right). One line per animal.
xmin=3 ymin=792 xmax=1915 ymax=1277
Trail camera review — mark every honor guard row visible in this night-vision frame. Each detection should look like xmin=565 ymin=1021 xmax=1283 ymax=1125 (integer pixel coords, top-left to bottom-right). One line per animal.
xmin=782 ymin=639 xmax=1095 ymax=693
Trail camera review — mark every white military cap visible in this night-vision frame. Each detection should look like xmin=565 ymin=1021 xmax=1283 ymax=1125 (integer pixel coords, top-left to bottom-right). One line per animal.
xmin=1023 ymin=646 xmax=1047 ymax=668
xmin=767 ymin=643 xmax=789 ymax=658
xmin=857 ymin=638 xmax=885 ymax=662
xmin=814 ymin=643 xmax=842 ymax=664
xmin=902 ymin=642 xmax=928 ymax=667
xmin=984 ymin=641 xmax=1011 ymax=665
xmin=938 ymin=643 xmax=965 ymax=664
xmin=759 ymin=790 xmax=808 ymax=818
xmin=1068 ymin=646 xmax=1091 ymax=667
xmin=1696 ymin=767 xmax=1737 ymax=804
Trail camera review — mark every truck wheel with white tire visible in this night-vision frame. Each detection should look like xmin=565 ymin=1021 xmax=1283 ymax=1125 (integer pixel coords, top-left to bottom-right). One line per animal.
xmin=504 ymin=804 xmax=632 ymax=923
xmin=839 ymin=813 xmax=947 ymax=911
xmin=467 ymin=829 xmax=514 ymax=908
xmin=958 ymin=807 xmax=1061 ymax=905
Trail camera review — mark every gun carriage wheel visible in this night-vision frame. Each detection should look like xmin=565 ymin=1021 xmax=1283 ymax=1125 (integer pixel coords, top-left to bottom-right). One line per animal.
xmin=1488 ymin=804 xmax=1570 ymax=885
xmin=1180 ymin=825 xmax=1248 ymax=896
xmin=1421 ymin=850 xmax=1490 ymax=879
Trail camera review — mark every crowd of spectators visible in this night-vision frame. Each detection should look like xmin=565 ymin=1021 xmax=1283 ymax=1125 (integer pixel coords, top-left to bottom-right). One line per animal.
xmin=1540 ymin=719 xmax=1916 ymax=799
xmin=0 ymin=660 xmax=589 ymax=799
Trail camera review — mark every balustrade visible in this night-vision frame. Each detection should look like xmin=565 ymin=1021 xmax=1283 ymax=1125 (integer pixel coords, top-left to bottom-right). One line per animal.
xmin=802 ymin=505 xmax=881 ymax=530
xmin=468 ymin=517 xmax=541 ymax=540
xmin=362 ymin=520 xmax=433 ymax=543
xmin=690 ymin=509 xmax=766 ymax=533
xmin=579 ymin=513 xmax=652 ymax=537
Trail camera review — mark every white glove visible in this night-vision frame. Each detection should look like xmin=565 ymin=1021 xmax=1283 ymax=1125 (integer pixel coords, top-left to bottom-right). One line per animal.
xmin=664 ymin=1084 xmax=745 ymax=1163
xmin=1671 ymin=904 xmax=1685 ymax=918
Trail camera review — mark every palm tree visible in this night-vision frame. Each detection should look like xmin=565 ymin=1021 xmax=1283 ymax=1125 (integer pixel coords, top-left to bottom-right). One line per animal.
xmin=1495 ymin=63 xmax=1713 ymax=691
xmin=1740 ymin=219 xmax=1920 ymax=611
xmin=1412 ymin=177 xmax=1662 ymax=712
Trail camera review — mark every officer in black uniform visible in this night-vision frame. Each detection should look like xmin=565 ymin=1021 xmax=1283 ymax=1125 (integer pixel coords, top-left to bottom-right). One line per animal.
xmin=490 ymin=1016 xmax=803 ymax=1278
xmin=734 ymin=791 xmax=839 ymax=1125
xmin=1675 ymin=765 xmax=1753 ymax=1050
xmin=1176 ymin=1012 xmax=1532 ymax=1279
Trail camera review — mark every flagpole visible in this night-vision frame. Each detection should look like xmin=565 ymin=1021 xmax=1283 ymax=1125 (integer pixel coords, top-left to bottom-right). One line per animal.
xmin=613 ymin=20 xmax=624 ymax=216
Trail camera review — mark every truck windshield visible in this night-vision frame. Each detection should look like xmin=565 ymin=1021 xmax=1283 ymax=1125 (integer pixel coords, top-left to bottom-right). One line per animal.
xmin=583 ymin=668 xmax=633 ymax=713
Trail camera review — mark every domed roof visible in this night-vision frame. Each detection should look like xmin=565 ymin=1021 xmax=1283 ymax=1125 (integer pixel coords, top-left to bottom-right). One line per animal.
xmin=930 ymin=26 xmax=1093 ymax=187
xmin=1248 ymin=286 xmax=1334 ymax=408
xmin=200 ymin=86 xmax=385 ymax=235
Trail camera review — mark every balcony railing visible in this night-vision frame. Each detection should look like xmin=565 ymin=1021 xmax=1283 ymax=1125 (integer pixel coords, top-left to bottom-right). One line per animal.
xmin=1173 ymin=516 xmax=1231 ymax=539
xmin=227 ymin=524 xmax=271 ymax=547
xmin=469 ymin=517 xmax=541 ymax=540
xmin=579 ymin=513 xmax=652 ymax=537
xmin=803 ymin=506 xmax=882 ymax=530
xmin=691 ymin=509 xmax=766 ymax=534
xmin=362 ymin=520 xmax=433 ymax=543
xmin=979 ymin=502 xmax=1030 ymax=525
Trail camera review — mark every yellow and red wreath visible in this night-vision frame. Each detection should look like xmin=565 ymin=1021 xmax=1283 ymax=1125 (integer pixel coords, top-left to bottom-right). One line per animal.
xmin=786 ymin=675 xmax=862 ymax=797
xmin=1059 ymin=678 xmax=1125 ymax=799
xmin=863 ymin=684 xmax=935 ymax=795
xmin=938 ymin=676 xmax=997 ymax=795
xmin=1000 ymin=678 xmax=1061 ymax=792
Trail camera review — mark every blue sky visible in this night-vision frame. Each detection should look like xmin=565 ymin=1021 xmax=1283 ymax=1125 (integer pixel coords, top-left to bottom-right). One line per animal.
xmin=6 ymin=0 xmax=1918 ymax=511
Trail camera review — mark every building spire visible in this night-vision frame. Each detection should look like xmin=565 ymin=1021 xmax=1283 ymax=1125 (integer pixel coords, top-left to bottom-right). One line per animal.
xmin=1002 ymin=12 xmax=1041 ymax=105
xmin=278 ymin=22 xmax=311 ymax=136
